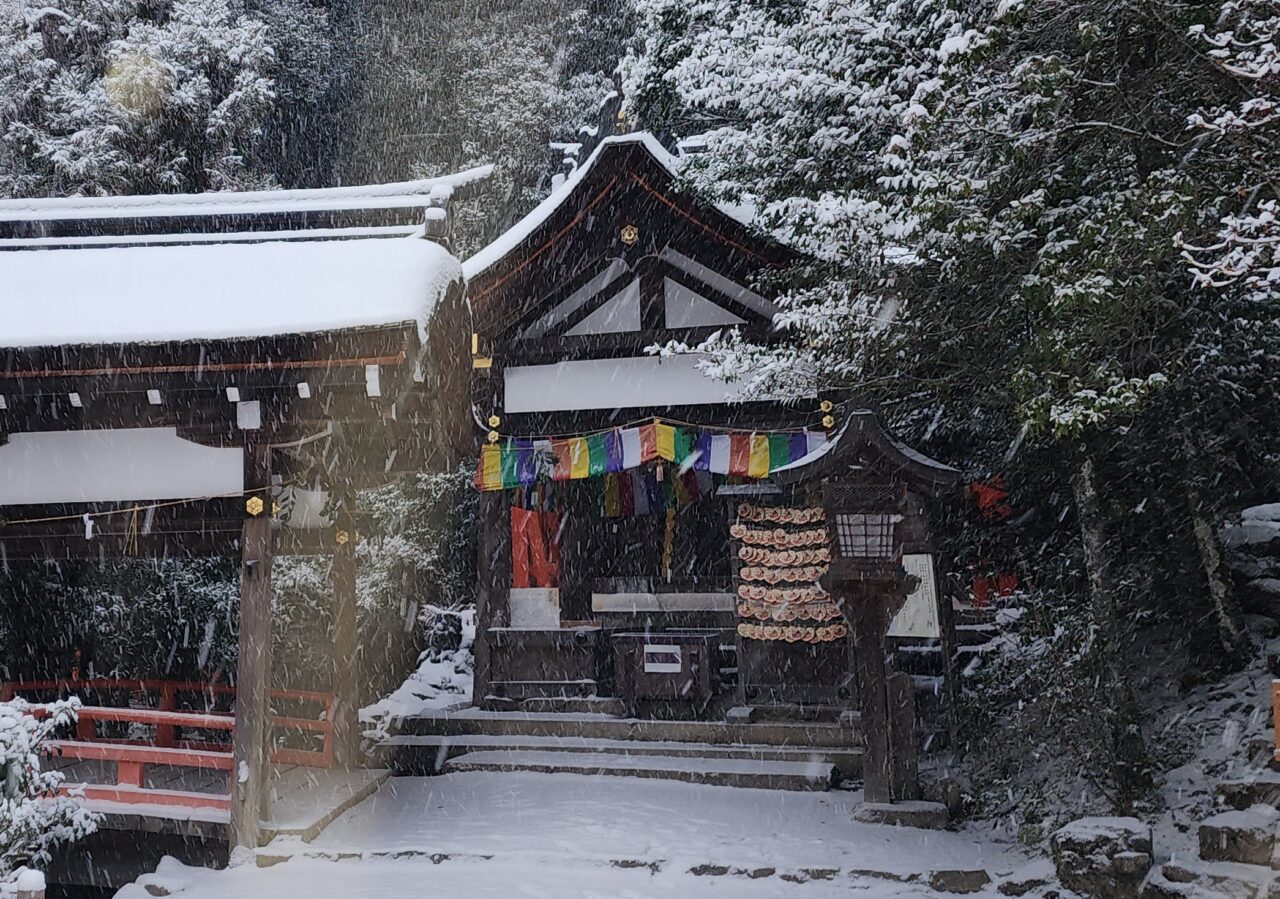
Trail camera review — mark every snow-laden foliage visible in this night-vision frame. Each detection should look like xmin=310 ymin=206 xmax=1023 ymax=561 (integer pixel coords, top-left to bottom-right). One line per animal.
xmin=360 ymin=607 xmax=474 ymax=740
xmin=624 ymin=0 xmax=968 ymax=397
xmin=0 ymin=699 xmax=98 ymax=879
xmin=627 ymin=0 xmax=1280 ymax=815
xmin=0 ymin=0 xmax=335 ymax=196
xmin=1181 ymin=1 xmax=1280 ymax=304
xmin=337 ymin=0 xmax=628 ymax=254
xmin=0 ymin=559 xmax=239 ymax=683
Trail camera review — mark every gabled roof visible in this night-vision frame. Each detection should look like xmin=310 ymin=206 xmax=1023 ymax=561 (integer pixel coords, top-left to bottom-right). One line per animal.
xmin=463 ymin=133 xmax=754 ymax=282
xmin=463 ymin=132 xmax=791 ymax=339
xmin=0 ymin=235 xmax=460 ymax=349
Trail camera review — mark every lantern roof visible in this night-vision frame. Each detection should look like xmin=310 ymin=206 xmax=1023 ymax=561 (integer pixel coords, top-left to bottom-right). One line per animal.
xmin=770 ymin=409 xmax=959 ymax=498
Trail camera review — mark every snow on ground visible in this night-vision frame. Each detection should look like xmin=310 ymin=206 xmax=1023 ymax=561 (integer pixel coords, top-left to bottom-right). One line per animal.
xmin=121 ymin=852 xmax=931 ymax=899
xmin=300 ymin=773 xmax=1023 ymax=876
xmin=116 ymin=773 xmax=1029 ymax=898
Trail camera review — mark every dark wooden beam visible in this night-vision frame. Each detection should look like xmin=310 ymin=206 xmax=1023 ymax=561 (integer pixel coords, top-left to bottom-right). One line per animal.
xmin=473 ymin=489 xmax=511 ymax=703
xmin=330 ymin=504 xmax=359 ymax=770
xmin=230 ymin=440 xmax=273 ymax=852
xmin=491 ymin=325 xmax=775 ymax=365
xmin=657 ymin=259 xmax=775 ymax=327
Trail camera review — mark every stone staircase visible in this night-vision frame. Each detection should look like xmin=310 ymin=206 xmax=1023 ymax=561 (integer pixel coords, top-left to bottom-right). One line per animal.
xmin=1143 ymin=742 xmax=1280 ymax=897
xmin=375 ymin=708 xmax=863 ymax=792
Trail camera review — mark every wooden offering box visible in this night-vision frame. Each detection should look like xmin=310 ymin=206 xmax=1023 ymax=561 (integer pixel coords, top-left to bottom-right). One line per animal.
xmin=612 ymin=631 xmax=720 ymax=716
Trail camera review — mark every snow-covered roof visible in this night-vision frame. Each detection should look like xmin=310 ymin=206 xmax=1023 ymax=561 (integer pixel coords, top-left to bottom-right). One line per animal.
xmin=0 ymin=167 xmax=492 ymax=224
xmin=0 ymin=236 xmax=461 ymax=349
xmin=770 ymin=410 xmax=959 ymax=496
xmin=462 ymin=133 xmax=755 ymax=281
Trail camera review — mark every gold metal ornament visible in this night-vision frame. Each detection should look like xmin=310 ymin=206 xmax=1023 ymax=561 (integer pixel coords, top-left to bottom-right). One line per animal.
xmin=335 ymin=530 xmax=350 ymax=545
xmin=245 ymin=495 xmax=265 ymax=517
xmin=487 ymin=414 xmax=501 ymax=428
xmin=822 ymin=414 xmax=836 ymax=429
xmin=487 ymin=430 xmax=500 ymax=443
xmin=620 ymin=224 xmax=640 ymax=246
xmin=819 ymin=400 xmax=833 ymax=412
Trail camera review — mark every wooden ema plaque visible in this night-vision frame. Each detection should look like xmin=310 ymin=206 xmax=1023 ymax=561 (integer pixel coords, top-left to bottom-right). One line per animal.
xmin=729 ymin=502 xmax=847 ymax=643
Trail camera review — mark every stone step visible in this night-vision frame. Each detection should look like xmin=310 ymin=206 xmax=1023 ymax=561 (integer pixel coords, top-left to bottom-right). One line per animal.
xmin=1145 ymin=857 xmax=1274 ymax=899
xmin=393 ymin=709 xmax=862 ymax=748
xmin=519 ymin=696 xmax=629 ymax=716
xmin=443 ymin=749 xmax=839 ymax=791
xmin=1217 ymin=773 xmax=1280 ymax=810
xmin=1199 ymin=806 xmax=1279 ymax=866
xmin=378 ymin=733 xmax=863 ymax=778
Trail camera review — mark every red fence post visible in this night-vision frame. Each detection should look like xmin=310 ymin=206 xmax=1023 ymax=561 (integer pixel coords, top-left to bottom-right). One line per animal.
xmin=156 ymin=684 xmax=176 ymax=748
xmin=116 ymin=760 xmax=144 ymax=787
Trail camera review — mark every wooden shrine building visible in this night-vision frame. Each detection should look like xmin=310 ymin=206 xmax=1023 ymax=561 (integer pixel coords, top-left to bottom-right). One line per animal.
xmin=465 ymin=133 xmax=959 ymax=721
xmin=0 ymin=171 xmax=483 ymax=880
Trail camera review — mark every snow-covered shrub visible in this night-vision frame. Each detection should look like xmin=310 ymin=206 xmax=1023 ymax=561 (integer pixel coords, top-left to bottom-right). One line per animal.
xmin=0 ymin=699 xmax=98 ymax=880
xmin=360 ymin=607 xmax=475 ymax=740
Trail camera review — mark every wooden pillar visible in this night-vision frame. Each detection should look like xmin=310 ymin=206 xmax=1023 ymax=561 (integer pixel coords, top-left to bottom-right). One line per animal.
xmin=473 ymin=489 xmax=511 ymax=703
xmin=849 ymin=596 xmax=893 ymax=805
xmin=887 ymin=671 xmax=921 ymax=801
xmin=230 ymin=440 xmax=274 ymax=852
xmin=331 ymin=506 xmax=359 ymax=770
xmin=558 ymin=481 xmax=590 ymax=622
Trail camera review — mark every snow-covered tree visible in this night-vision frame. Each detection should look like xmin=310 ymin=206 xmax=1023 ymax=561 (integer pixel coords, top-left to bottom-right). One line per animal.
xmin=624 ymin=0 xmax=1280 ymax=810
xmin=0 ymin=0 xmax=335 ymax=196
xmin=623 ymin=0 xmax=966 ymax=397
xmin=0 ymin=699 xmax=98 ymax=879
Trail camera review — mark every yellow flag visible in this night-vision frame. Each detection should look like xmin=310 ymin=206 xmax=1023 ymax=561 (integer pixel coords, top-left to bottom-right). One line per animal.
xmin=655 ymin=422 xmax=677 ymax=461
xmin=480 ymin=444 xmax=502 ymax=490
xmin=569 ymin=437 xmax=590 ymax=479
xmin=748 ymin=433 xmax=770 ymax=478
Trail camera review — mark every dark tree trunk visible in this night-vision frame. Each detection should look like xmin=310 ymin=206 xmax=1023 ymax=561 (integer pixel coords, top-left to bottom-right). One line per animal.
xmin=1186 ymin=483 xmax=1252 ymax=665
xmin=1068 ymin=440 xmax=1151 ymax=808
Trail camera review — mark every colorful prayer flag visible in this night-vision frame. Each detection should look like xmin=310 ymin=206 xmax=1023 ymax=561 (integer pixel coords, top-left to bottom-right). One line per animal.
xmin=748 ymin=434 xmax=770 ymax=479
xmin=709 ymin=434 xmax=731 ymax=474
xmin=655 ymin=422 xmax=677 ymax=462
xmin=473 ymin=420 xmax=829 ymax=491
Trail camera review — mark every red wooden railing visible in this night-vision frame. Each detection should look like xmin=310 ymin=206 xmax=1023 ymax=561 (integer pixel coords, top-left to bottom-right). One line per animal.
xmin=4 ymin=678 xmax=334 ymax=812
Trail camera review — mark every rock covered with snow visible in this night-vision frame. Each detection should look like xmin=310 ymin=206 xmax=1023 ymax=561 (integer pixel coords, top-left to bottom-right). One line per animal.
xmin=1050 ymin=817 xmax=1152 ymax=898
xmin=1223 ymin=505 xmax=1280 ymax=553
xmin=1197 ymin=804 xmax=1278 ymax=866
xmin=1223 ymin=505 xmax=1280 ymax=619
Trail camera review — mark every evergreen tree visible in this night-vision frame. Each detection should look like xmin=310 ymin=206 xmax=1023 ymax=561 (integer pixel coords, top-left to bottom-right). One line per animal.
xmin=0 ymin=0 xmax=336 ymax=196
xmin=0 ymin=699 xmax=99 ymax=879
